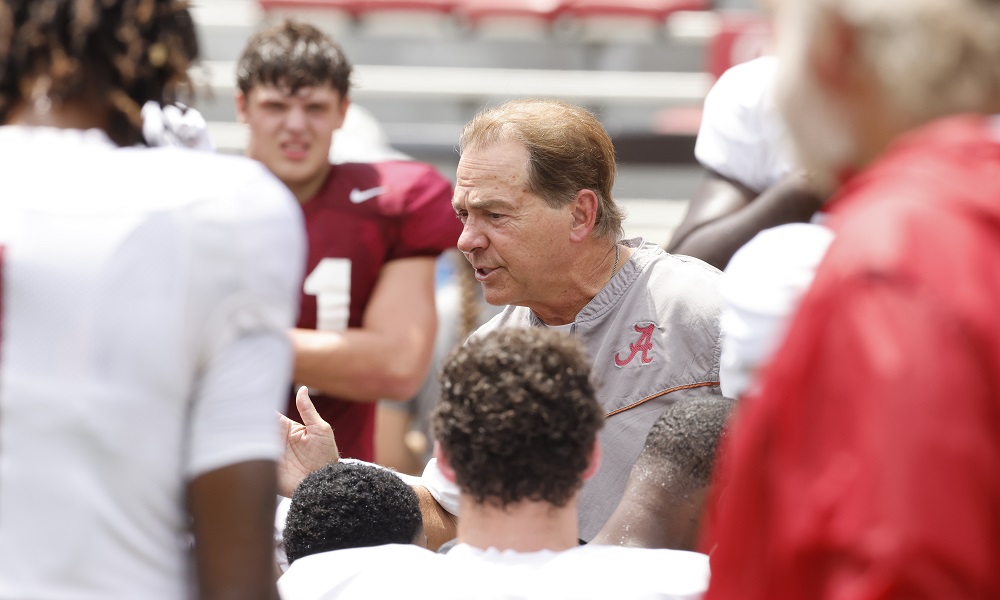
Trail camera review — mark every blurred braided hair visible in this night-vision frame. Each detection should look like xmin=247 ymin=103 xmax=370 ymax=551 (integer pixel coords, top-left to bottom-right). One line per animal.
xmin=454 ymin=250 xmax=481 ymax=345
xmin=0 ymin=0 xmax=199 ymax=146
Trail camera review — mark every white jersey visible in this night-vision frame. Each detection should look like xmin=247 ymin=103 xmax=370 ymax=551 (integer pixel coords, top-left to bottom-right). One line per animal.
xmin=0 ymin=126 xmax=305 ymax=599
xmin=278 ymin=543 xmax=709 ymax=600
xmin=694 ymin=56 xmax=794 ymax=193
xmin=719 ymin=221 xmax=834 ymax=398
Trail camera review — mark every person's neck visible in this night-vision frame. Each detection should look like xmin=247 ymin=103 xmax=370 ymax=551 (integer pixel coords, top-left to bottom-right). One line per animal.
xmin=456 ymin=495 xmax=580 ymax=553
xmin=287 ymin=164 xmax=332 ymax=204
xmin=845 ymin=82 xmax=926 ymax=174
xmin=530 ymin=239 xmax=632 ymax=326
xmin=7 ymin=100 xmax=111 ymax=139
xmin=592 ymin=475 xmax=704 ymax=552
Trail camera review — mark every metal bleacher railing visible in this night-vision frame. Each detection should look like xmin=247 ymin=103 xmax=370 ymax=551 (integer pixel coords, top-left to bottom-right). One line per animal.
xmin=200 ymin=60 xmax=712 ymax=156
xmin=194 ymin=0 xmax=750 ymax=153
xmin=190 ymin=0 xmax=770 ymax=244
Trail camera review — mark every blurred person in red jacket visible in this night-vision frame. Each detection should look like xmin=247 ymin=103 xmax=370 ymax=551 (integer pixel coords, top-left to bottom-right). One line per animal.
xmin=704 ymin=0 xmax=1000 ymax=598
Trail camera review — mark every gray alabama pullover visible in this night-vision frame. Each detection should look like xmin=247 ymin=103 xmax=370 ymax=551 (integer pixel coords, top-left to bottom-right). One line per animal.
xmin=473 ymin=238 xmax=724 ymax=541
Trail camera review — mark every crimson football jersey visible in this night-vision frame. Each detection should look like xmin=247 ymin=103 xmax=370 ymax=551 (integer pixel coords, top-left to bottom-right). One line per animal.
xmin=292 ymin=160 xmax=461 ymax=461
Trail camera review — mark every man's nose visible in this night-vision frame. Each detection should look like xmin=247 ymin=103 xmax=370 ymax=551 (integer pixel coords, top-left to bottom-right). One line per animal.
xmin=457 ymin=217 xmax=485 ymax=254
xmin=284 ymin=106 xmax=306 ymax=131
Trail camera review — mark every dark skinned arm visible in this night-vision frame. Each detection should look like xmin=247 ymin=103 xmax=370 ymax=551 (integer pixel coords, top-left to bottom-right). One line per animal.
xmin=666 ymin=170 xmax=825 ymax=270
xmin=413 ymin=485 xmax=458 ymax=551
xmin=188 ymin=460 xmax=280 ymax=600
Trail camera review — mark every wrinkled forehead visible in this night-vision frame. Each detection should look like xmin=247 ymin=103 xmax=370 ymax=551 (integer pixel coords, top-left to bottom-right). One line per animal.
xmin=453 ymin=141 xmax=533 ymax=204
xmin=456 ymin=139 xmax=530 ymax=183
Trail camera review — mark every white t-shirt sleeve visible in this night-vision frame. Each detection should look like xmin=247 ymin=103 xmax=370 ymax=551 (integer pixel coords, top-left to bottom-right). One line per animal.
xmin=419 ymin=457 xmax=461 ymax=516
xmin=694 ymin=56 xmax=794 ymax=193
xmin=719 ymin=222 xmax=834 ymax=398
xmin=184 ymin=168 xmax=306 ymax=478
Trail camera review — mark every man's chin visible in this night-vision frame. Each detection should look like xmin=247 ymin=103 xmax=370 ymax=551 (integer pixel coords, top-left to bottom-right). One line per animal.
xmin=797 ymin=155 xmax=851 ymax=196
xmin=783 ymin=105 xmax=859 ymax=195
xmin=283 ymin=162 xmax=326 ymax=181
xmin=479 ymin=283 xmax=517 ymax=308
xmin=481 ymin=289 xmax=510 ymax=307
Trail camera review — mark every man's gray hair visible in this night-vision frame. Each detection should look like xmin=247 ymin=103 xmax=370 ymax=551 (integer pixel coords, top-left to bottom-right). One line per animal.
xmin=460 ymin=99 xmax=626 ymax=241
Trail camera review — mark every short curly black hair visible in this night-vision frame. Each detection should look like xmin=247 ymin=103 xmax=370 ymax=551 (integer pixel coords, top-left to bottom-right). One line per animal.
xmin=0 ymin=0 xmax=199 ymax=146
xmin=282 ymin=462 xmax=422 ymax=564
xmin=236 ymin=19 xmax=352 ymax=98
xmin=637 ymin=396 xmax=734 ymax=491
xmin=432 ymin=328 xmax=604 ymax=509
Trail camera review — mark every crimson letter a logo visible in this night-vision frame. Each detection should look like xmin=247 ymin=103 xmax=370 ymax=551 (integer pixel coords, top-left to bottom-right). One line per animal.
xmin=614 ymin=323 xmax=657 ymax=367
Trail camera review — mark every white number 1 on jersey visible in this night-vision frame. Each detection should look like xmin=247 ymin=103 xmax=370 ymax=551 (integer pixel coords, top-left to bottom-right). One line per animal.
xmin=303 ymin=258 xmax=351 ymax=331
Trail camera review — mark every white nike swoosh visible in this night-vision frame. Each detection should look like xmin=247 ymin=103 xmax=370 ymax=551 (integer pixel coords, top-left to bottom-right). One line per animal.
xmin=349 ymin=186 xmax=386 ymax=203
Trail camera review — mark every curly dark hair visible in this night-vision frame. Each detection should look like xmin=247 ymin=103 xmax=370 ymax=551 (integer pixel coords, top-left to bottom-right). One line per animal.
xmin=236 ymin=19 xmax=352 ymax=98
xmin=637 ymin=396 xmax=735 ymax=491
xmin=432 ymin=328 xmax=604 ymax=509
xmin=0 ymin=0 xmax=198 ymax=146
xmin=283 ymin=461 xmax=422 ymax=564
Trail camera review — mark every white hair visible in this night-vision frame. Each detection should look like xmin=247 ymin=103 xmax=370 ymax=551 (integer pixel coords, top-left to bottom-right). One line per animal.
xmin=812 ymin=0 xmax=1000 ymax=120
xmin=774 ymin=0 xmax=858 ymax=192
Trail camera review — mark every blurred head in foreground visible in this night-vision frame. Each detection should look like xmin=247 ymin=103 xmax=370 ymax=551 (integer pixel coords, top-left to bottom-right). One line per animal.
xmin=283 ymin=461 xmax=423 ymax=564
xmin=432 ymin=327 xmax=604 ymax=510
xmin=772 ymin=0 xmax=1000 ymax=192
xmin=0 ymin=0 xmax=199 ymax=146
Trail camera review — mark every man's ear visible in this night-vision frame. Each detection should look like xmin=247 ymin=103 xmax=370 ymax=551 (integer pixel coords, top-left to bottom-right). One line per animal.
xmin=809 ymin=7 xmax=858 ymax=93
xmin=582 ymin=440 xmax=602 ymax=482
xmin=433 ymin=441 xmax=457 ymax=483
xmin=569 ymin=189 xmax=599 ymax=243
xmin=235 ymin=90 xmax=248 ymax=124
xmin=338 ymin=95 xmax=351 ymax=124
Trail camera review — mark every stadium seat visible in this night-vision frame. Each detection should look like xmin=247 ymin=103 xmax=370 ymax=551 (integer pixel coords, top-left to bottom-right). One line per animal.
xmin=347 ymin=0 xmax=458 ymax=37
xmin=563 ymin=0 xmax=710 ymax=42
xmin=458 ymin=0 xmax=564 ymax=21
xmin=258 ymin=0 xmax=458 ymax=38
xmin=652 ymin=104 xmax=703 ymax=135
xmin=259 ymin=0 xmax=455 ymax=13
xmin=653 ymin=9 xmax=770 ymax=137
xmin=257 ymin=0 xmax=355 ymax=35
xmin=705 ymin=10 xmax=772 ymax=78
xmin=258 ymin=0 xmax=352 ymax=11
xmin=456 ymin=0 xmax=565 ymax=39
xmin=565 ymin=0 xmax=708 ymax=18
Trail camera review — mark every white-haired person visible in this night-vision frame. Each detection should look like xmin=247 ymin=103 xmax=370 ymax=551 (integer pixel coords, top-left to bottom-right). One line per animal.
xmin=705 ymin=0 xmax=1000 ymax=598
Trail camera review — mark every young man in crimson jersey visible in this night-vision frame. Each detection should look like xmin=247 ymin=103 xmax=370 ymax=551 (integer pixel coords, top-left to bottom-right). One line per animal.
xmin=236 ymin=20 xmax=461 ymax=462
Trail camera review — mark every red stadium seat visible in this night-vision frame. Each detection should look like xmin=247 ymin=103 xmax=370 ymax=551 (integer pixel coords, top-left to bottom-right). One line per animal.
xmin=351 ymin=1 xmax=458 ymax=38
xmin=455 ymin=0 xmax=565 ymax=39
xmin=456 ymin=0 xmax=565 ymax=23
xmin=705 ymin=11 xmax=773 ymax=79
xmin=564 ymin=0 xmax=709 ymax=20
xmin=258 ymin=0 xmax=354 ymax=11
xmin=257 ymin=0 xmax=356 ymax=36
xmin=655 ymin=10 xmax=771 ymax=137
xmin=258 ymin=0 xmax=456 ymax=16
xmin=346 ymin=0 xmax=456 ymax=15
xmin=653 ymin=104 xmax=703 ymax=135
xmin=562 ymin=0 xmax=709 ymax=42
xmin=258 ymin=0 xmax=459 ymax=38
